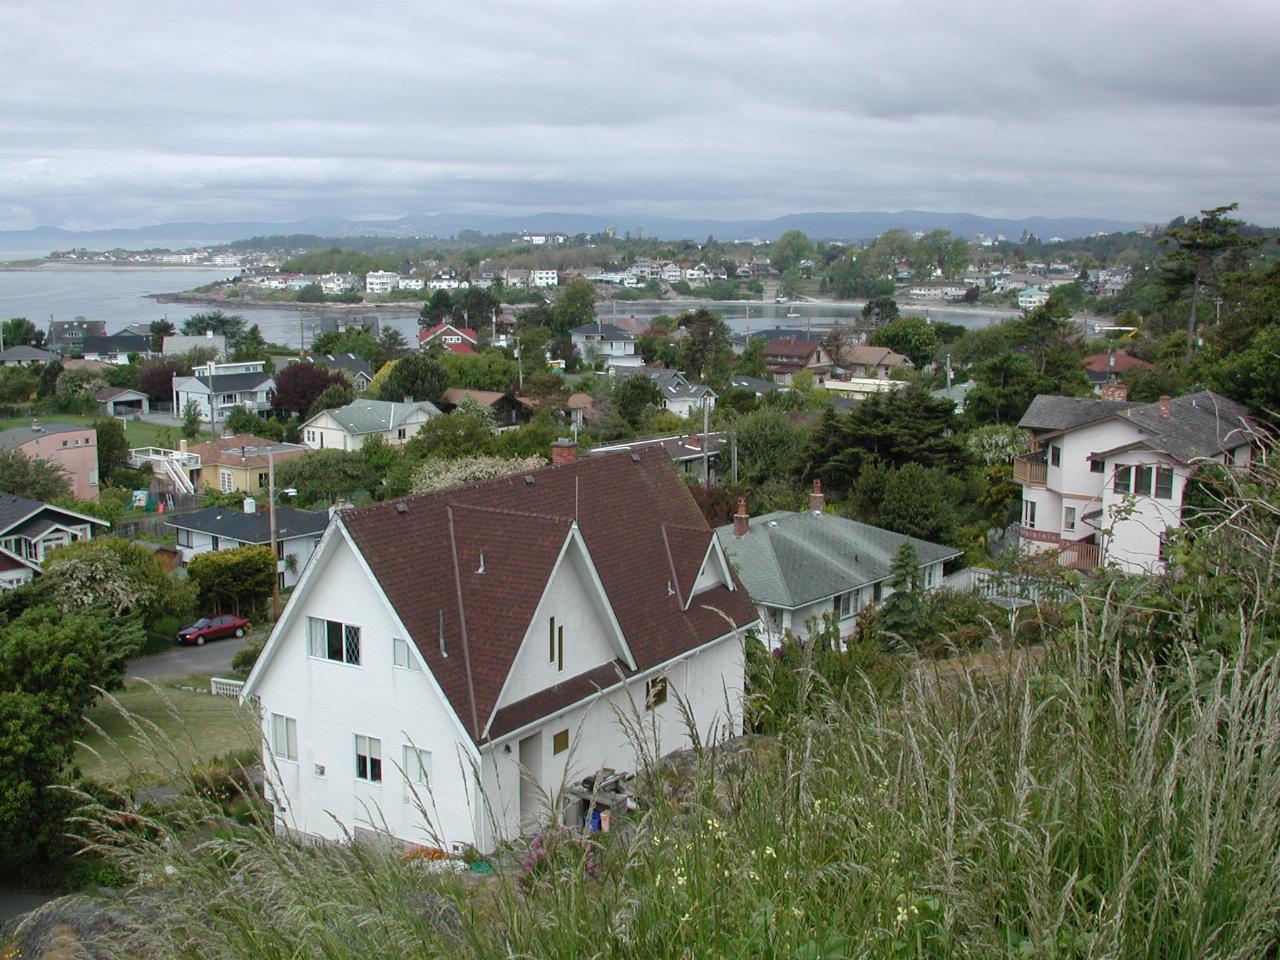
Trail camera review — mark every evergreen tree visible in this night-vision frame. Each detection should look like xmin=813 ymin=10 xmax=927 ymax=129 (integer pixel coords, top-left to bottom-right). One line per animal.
xmin=879 ymin=542 xmax=926 ymax=644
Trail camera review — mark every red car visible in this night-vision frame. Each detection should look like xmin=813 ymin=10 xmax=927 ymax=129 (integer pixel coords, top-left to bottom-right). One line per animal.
xmin=177 ymin=614 xmax=251 ymax=646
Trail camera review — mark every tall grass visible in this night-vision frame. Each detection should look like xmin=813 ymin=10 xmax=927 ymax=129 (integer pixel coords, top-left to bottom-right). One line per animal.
xmin=69 ymin=610 xmax=1280 ymax=959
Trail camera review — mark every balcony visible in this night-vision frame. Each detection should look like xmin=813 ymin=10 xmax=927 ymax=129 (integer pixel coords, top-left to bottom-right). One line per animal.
xmin=1057 ymin=540 xmax=1101 ymax=572
xmin=1014 ymin=453 xmax=1047 ymax=485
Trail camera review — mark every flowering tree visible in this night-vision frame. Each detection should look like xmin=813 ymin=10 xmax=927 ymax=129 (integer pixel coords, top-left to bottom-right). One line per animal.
xmin=410 ymin=455 xmax=544 ymax=495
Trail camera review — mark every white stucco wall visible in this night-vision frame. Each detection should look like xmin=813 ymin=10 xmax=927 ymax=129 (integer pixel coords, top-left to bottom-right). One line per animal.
xmin=1100 ymin=451 xmax=1185 ymax=574
xmin=252 ymin=530 xmax=483 ymax=850
xmin=478 ymin=631 xmax=743 ymax=849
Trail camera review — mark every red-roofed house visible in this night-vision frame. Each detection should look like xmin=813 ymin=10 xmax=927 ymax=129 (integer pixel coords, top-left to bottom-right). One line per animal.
xmin=243 ymin=446 xmax=757 ymax=851
xmin=1082 ymin=350 xmax=1154 ymax=391
xmin=419 ymin=322 xmax=479 ymax=354
xmin=763 ymin=338 xmax=833 ymax=385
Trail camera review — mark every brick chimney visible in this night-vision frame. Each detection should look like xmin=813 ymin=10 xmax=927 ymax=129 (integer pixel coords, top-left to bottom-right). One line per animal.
xmin=1159 ymin=395 xmax=1171 ymax=418
xmin=733 ymin=497 xmax=750 ymax=538
xmin=1100 ymin=382 xmax=1128 ymax=402
xmin=551 ymin=438 xmax=578 ymax=465
xmin=809 ymin=478 xmax=825 ymax=512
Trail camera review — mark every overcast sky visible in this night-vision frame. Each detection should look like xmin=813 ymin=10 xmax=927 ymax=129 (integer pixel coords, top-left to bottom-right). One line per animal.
xmin=2 ymin=1 xmax=1278 ymax=231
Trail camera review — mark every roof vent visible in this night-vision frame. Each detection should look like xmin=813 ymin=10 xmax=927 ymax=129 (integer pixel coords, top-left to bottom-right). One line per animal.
xmin=475 ymin=551 xmax=485 ymax=575
xmin=631 ymin=453 xmax=641 ymax=462
xmin=395 ymin=502 xmax=409 ymax=514
xmin=524 ymin=475 xmax=536 ymax=484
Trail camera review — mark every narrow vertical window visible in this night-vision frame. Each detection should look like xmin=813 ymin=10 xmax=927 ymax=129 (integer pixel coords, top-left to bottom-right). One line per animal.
xmin=355 ymin=734 xmax=382 ymax=782
xmin=271 ymin=714 xmax=297 ymax=761
xmin=1114 ymin=466 xmax=1131 ymax=494
xmin=557 ymin=625 xmax=564 ymax=672
xmin=1155 ymin=467 xmax=1174 ymax=499
xmin=1134 ymin=466 xmax=1153 ymax=496
xmin=549 ymin=616 xmax=556 ymax=662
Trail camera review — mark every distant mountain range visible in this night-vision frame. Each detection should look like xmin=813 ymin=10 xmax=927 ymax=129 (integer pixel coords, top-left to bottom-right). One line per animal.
xmin=0 ymin=210 xmax=1150 ymax=255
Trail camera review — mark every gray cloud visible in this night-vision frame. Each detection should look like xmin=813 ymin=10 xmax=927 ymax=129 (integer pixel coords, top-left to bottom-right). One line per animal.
xmin=2 ymin=0 xmax=1278 ymax=231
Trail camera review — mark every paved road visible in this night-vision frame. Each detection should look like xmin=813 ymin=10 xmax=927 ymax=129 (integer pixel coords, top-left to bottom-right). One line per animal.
xmin=127 ymin=634 xmax=254 ymax=679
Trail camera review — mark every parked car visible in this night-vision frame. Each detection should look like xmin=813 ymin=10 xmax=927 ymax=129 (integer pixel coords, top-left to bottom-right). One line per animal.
xmin=177 ymin=614 xmax=251 ymax=646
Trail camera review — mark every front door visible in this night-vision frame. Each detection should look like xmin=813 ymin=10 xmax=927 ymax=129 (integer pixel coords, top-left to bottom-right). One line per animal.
xmin=518 ymin=732 xmax=543 ymax=835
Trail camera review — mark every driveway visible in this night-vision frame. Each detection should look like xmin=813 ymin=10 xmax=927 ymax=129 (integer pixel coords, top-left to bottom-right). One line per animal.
xmin=127 ymin=633 xmax=255 ymax=680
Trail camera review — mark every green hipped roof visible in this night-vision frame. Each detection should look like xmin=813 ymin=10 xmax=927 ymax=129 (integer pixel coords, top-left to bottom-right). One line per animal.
xmin=715 ymin=511 xmax=961 ymax=609
xmin=321 ymin=399 xmax=441 ymax=435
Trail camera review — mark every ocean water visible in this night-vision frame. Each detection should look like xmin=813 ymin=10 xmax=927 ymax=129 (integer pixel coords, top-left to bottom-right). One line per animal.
xmin=0 ymin=265 xmax=1012 ymax=346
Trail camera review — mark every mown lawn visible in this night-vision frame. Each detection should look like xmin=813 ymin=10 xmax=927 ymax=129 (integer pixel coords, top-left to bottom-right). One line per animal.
xmin=0 ymin=414 xmax=216 ymax=448
xmin=76 ymin=679 xmax=258 ymax=783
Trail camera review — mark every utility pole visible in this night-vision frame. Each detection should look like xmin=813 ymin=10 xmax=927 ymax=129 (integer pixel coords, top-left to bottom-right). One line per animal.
xmin=268 ymin=448 xmax=280 ymax=621
xmin=701 ymin=399 xmax=710 ymax=485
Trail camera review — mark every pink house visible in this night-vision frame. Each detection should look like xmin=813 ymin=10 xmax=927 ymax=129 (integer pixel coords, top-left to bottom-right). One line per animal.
xmin=0 ymin=422 xmax=100 ymax=500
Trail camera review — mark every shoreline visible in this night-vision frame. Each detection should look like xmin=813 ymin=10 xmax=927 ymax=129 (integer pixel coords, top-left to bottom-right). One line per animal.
xmin=147 ymin=289 xmax=1021 ymax=319
xmin=0 ymin=260 xmax=234 ymax=272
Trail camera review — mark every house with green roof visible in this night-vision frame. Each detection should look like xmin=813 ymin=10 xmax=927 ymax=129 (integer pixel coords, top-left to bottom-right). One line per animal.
xmin=715 ymin=483 xmax=961 ymax=646
xmin=300 ymin=398 xmax=442 ymax=452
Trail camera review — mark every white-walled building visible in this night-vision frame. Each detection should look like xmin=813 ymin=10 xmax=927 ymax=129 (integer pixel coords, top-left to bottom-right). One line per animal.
xmin=300 ymin=398 xmax=442 ymax=452
xmin=716 ymin=486 xmax=960 ymax=648
xmin=1014 ymin=390 xmax=1254 ymax=574
xmin=365 ymin=271 xmax=400 ymax=295
xmin=167 ymin=503 xmax=328 ymax=590
xmin=171 ymin=360 xmax=274 ymax=424
xmin=530 ymin=269 xmax=559 ymax=288
xmin=0 ymin=494 xmax=108 ymax=588
xmin=242 ymin=448 xmax=757 ymax=852
xmin=1018 ymin=287 xmax=1050 ymax=310
xmin=570 ymin=321 xmax=643 ymax=372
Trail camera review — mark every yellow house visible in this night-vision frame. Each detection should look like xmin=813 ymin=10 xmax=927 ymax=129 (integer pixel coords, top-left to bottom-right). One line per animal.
xmin=187 ymin=434 xmax=309 ymax=496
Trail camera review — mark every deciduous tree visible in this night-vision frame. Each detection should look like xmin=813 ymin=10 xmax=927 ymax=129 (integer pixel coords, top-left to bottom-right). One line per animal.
xmin=372 ymin=351 xmax=447 ymax=404
xmin=0 ymin=449 xmax=70 ymax=502
xmin=272 ymin=363 xmax=348 ymax=416
xmin=187 ymin=545 xmax=276 ymax=617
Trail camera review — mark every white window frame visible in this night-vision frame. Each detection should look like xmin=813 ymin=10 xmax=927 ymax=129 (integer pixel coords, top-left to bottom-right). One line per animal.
xmin=402 ymin=745 xmax=430 ymax=801
xmin=219 ymin=469 xmax=234 ymax=493
xmin=1063 ymin=506 xmax=1076 ymax=532
xmin=392 ymin=637 xmax=419 ymax=670
xmin=354 ymin=734 xmax=382 ymax=783
xmin=307 ymin=617 xmax=362 ymax=665
xmin=271 ymin=713 xmax=297 ymax=762
xmin=1023 ymin=499 xmax=1037 ymax=529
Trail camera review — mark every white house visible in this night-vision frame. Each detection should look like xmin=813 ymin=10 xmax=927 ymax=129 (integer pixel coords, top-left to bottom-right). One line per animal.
xmin=716 ymin=485 xmax=960 ymax=648
xmin=1018 ymin=287 xmax=1050 ymax=310
xmin=398 ymin=276 xmax=425 ymax=291
xmin=570 ymin=321 xmax=643 ymax=373
xmin=660 ymin=262 xmax=682 ymax=283
xmin=365 ymin=271 xmax=400 ymax=295
xmin=167 ymin=502 xmax=329 ymax=590
xmin=0 ymin=493 xmax=109 ymax=588
xmin=171 ymin=360 xmax=274 ymax=424
xmin=300 ymin=398 xmax=442 ymax=452
xmin=640 ymin=368 xmax=717 ymax=420
xmin=530 ymin=269 xmax=559 ymax=288
xmin=684 ymin=263 xmax=710 ymax=283
xmin=1014 ymin=390 xmax=1254 ymax=574
xmin=242 ymin=447 xmax=758 ymax=852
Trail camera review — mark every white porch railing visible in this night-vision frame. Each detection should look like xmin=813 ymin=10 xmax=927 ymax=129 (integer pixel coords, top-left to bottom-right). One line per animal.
xmin=210 ymin=676 xmax=245 ymax=698
xmin=128 ymin=447 xmax=198 ymax=495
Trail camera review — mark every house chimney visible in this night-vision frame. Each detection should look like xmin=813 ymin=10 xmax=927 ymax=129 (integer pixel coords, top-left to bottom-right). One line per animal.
xmin=243 ymin=497 xmax=256 ymax=514
xmin=179 ymin=438 xmax=188 ymax=454
xmin=810 ymin=479 xmax=825 ymax=513
xmin=1100 ymin=382 xmax=1128 ymax=402
xmin=1159 ymin=395 xmax=1171 ymax=418
xmin=733 ymin=497 xmax=750 ymax=538
xmin=551 ymin=438 xmax=578 ymax=465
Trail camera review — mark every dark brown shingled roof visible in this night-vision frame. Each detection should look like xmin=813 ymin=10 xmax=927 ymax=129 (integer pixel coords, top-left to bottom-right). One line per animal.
xmin=339 ymin=448 xmax=757 ymax=744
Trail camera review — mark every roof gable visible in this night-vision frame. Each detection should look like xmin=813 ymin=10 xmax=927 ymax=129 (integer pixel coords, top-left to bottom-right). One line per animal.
xmin=338 ymin=449 xmax=758 ymax=744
